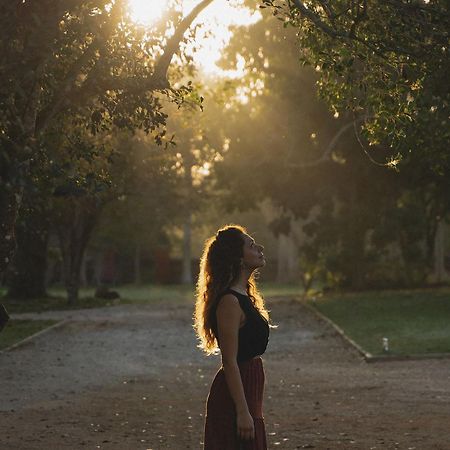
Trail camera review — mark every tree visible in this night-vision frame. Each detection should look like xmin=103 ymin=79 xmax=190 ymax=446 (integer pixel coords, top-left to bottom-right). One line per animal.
xmin=262 ymin=0 xmax=450 ymax=172
xmin=49 ymin=120 xmax=180 ymax=303
xmin=0 ymin=0 xmax=213 ymax=279
xmin=210 ymin=1 xmax=449 ymax=289
xmin=204 ymin=8 xmax=337 ymax=284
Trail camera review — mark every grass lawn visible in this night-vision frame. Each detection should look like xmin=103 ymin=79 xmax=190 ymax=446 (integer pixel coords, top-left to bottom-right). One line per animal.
xmin=1 ymin=290 xmax=125 ymax=314
xmin=0 ymin=320 xmax=57 ymax=351
xmin=260 ymin=282 xmax=304 ymax=298
xmin=113 ymin=282 xmax=303 ymax=304
xmin=309 ymin=288 xmax=450 ymax=356
xmin=0 ymin=285 xmax=195 ymax=314
xmin=0 ymin=282 xmax=303 ymax=314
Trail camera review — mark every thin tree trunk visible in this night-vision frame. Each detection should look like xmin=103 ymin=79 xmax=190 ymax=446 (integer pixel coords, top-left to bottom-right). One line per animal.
xmin=181 ymin=148 xmax=193 ymax=285
xmin=182 ymin=214 xmax=192 ymax=284
xmin=45 ymin=249 xmax=57 ymax=287
xmin=59 ymin=234 xmax=84 ymax=305
xmin=276 ymin=233 xmax=299 ymax=283
xmin=433 ymin=219 xmax=447 ymax=283
xmin=80 ymin=252 xmax=88 ymax=287
xmin=276 ymin=234 xmax=287 ymax=283
xmin=346 ymin=180 xmax=366 ymax=290
xmin=134 ymin=243 xmax=142 ymax=285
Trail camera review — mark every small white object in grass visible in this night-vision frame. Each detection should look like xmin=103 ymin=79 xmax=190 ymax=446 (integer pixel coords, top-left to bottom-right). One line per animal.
xmin=382 ymin=337 xmax=389 ymax=352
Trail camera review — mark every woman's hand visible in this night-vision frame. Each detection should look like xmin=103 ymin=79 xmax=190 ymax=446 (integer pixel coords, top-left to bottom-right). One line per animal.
xmin=237 ymin=409 xmax=255 ymax=441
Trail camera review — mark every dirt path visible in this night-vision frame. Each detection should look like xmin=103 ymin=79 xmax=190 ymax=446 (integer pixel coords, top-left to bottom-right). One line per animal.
xmin=1 ymin=298 xmax=449 ymax=450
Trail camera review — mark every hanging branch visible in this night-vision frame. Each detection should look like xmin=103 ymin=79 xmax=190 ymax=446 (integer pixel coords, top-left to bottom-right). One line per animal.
xmin=352 ymin=115 xmax=397 ymax=168
xmin=285 ymin=117 xmax=364 ymax=169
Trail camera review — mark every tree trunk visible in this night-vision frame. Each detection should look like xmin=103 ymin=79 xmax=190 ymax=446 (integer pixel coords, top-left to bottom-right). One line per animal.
xmin=80 ymin=252 xmax=88 ymax=287
xmin=0 ymin=190 xmax=21 ymax=277
xmin=55 ymin=197 xmax=101 ymax=305
xmin=93 ymin=251 xmax=103 ymax=286
xmin=276 ymin=234 xmax=287 ymax=283
xmin=433 ymin=219 xmax=448 ymax=283
xmin=181 ymin=149 xmax=194 ymax=285
xmin=182 ymin=214 xmax=192 ymax=284
xmin=134 ymin=243 xmax=142 ymax=285
xmin=276 ymin=233 xmax=299 ymax=283
xmin=346 ymin=180 xmax=366 ymax=290
xmin=45 ymin=250 xmax=58 ymax=287
xmin=348 ymin=230 xmax=366 ymax=290
xmin=65 ymin=270 xmax=81 ymax=305
xmin=6 ymin=207 xmax=49 ymax=299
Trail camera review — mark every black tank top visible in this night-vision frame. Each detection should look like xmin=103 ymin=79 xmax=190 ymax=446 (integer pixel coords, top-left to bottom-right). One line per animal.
xmin=212 ymin=289 xmax=270 ymax=362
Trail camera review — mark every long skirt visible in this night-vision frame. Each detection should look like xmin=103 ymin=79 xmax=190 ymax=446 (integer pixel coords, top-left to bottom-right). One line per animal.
xmin=204 ymin=356 xmax=267 ymax=450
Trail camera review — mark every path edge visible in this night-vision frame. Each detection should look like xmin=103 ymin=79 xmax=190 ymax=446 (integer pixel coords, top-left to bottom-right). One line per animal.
xmin=299 ymin=299 xmax=450 ymax=363
xmin=0 ymin=319 xmax=70 ymax=353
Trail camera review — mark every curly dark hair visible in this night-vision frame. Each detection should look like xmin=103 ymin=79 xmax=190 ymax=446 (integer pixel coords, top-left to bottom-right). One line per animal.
xmin=193 ymin=224 xmax=269 ymax=354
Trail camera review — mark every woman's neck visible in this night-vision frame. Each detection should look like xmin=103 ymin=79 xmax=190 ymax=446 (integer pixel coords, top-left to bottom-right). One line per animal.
xmin=230 ymin=284 xmax=247 ymax=295
xmin=230 ymin=270 xmax=251 ymax=295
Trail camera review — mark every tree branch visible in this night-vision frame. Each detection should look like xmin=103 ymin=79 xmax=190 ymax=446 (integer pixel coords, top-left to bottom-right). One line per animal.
xmin=35 ymin=40 xmax=102 ymax=135
xmin=352 ymin=114 xmax=392 ymax=167
xmin=291 ymin=0 xmax=343 ymax=38
xmin=152 ymin=0 xmax=214 ymax=83
xmin=35 ymin=0 xmax=124 ymax=136
xmin=290 ymin=0 xmax=389 ymax=60
xmin=286 ymin=118 xmax=364 ymax=169
xmin=317 ymin=0 xmax=337 ymax=23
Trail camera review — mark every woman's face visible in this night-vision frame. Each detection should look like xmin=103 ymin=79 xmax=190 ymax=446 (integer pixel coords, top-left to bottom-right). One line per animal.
xmin=241 ymin=234 xmax=265 ymax=270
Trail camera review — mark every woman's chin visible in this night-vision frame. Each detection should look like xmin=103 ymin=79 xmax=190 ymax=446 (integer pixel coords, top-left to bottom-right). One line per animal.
xmin=248 ymin=258 xmax=266 ymax=270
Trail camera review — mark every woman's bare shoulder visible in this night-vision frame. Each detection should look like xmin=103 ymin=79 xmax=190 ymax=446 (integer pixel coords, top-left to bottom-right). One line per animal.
xmin=217 ymin=293 xmax=239 ymax=308
xmin=216 ymin=293 xmax=244 ymax=327
xmin=216 ymin=293 xmax=242 ymax=316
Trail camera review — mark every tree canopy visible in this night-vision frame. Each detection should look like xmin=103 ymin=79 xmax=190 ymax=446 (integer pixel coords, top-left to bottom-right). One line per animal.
xmin=206 ymin=0 xmax=450 ymax=289
xmin=0 ymin=0 xmax=211 ymax=276
xmin=262 ymin=0 xmax=450 ymax=172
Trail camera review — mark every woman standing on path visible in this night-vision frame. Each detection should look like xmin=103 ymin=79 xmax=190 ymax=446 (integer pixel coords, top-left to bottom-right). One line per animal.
xmin=194 ymin=225 xmax=271 ymax=450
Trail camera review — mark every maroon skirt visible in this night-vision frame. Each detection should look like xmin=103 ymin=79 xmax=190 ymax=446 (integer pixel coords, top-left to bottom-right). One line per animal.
xmin=204 ymin=356 xmax=267 ymax=450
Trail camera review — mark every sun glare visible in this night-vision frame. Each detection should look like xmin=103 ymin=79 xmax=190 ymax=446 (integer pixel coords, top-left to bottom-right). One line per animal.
xmin=127 ymin=0 xmax=261 ymax=78
xmin=128 ymin=0 xmax=167 ymax=26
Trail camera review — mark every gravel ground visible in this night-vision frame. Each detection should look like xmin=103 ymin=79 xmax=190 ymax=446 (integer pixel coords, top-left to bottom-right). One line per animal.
xmin=1 ymin=297 xmax=449 ymax=450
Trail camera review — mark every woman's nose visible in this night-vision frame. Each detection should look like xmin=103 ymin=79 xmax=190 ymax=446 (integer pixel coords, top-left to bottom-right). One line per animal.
xmin=258 ymin=244 xmax=264 ymax=251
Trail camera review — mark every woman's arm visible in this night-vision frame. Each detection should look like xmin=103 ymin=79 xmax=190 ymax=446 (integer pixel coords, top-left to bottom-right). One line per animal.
xmin=216 ymin=294 xmax=255 ymax=441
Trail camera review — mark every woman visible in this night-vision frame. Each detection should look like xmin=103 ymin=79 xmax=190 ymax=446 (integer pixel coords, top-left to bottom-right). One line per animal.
xmin=194 ymin=225 xmax=271 ymax=450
